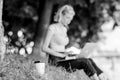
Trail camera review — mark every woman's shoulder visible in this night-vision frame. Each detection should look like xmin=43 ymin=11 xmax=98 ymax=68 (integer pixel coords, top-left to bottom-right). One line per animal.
xmin=49 ymin=23 xmax=59 ymax=30
xmin=48 ymin=23 xmax=59 ymax=32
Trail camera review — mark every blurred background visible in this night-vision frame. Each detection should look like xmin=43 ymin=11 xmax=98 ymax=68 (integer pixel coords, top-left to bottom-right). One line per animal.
xmin=2 ymin=0 xmax=120 ymax=80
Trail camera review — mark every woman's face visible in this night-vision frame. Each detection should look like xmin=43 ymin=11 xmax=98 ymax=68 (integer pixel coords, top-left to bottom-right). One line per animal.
xmin=61 ymin=13 xmax=74 ymax=26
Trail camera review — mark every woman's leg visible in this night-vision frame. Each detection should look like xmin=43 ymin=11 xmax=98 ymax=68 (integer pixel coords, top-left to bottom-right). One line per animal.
xmin=88 ymin=58 xmax=103 ymax=76
xmin=88 ymin=58 xmax=108 ymax=80
xmin=57 ymin=58 xmax=99 ymax=80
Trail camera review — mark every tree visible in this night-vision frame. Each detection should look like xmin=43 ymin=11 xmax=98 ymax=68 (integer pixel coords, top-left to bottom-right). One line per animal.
xmin=29 ymin=0 xmax=53 ymax=62
xmin=0 ymin=0 xmax=6 ymax=61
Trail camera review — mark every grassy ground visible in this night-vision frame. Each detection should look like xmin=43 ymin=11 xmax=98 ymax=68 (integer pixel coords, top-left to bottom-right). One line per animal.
xmin=0 ymin=54 xmax=90 ymax=80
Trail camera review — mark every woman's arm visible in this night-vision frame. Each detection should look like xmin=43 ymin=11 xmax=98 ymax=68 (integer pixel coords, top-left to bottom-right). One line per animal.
xmin=42 ymin=25 xmax=67 ymax=58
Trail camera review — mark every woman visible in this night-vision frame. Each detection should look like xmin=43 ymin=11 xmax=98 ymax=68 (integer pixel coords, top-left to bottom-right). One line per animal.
xmin=42 ymin=5 xmax=107 ymax=80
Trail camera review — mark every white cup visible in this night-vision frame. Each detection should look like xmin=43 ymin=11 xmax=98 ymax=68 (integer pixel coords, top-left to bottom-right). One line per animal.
xmin=34 ymin=61 xmax=45 ymax=76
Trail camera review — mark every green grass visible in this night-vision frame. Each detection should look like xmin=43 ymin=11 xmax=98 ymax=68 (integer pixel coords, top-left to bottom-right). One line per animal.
xmin=0 ymin=54 xmax=90 ymax=80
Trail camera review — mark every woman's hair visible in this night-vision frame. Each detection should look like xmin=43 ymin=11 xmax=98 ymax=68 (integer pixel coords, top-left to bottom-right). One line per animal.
xmin=54 ymin=5 xmax=75 ymax=22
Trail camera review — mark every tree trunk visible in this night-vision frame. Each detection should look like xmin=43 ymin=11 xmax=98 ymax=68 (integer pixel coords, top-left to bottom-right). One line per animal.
xmin=30 ymin=0 xmax=53 ymax=62
xmin=0 ymin=0 xmax=6 ymax=61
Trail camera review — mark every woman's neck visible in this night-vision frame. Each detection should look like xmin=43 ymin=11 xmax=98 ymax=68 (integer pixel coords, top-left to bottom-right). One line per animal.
xmin=59 ymin=22 xmax=69 ymax=30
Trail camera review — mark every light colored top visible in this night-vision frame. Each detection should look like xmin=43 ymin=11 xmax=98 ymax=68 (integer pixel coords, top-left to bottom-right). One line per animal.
xmin=48 ymin=23 xmax=69 ymax=52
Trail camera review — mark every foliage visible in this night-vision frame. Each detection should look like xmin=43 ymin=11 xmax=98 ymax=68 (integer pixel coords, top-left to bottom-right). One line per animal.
xmin=3 ymin=0 xmax=120 ymax=48
xmin=2 ymin=0 xmax=120 ymax=54
xmin=3 ymin=0 xmax=39 ymax=56
xmin=3 ymin=0 xmax=39 ymax=37
xmin=0 ymin=54 xmax=40 ymax=80
xmin=4 ymin=0 xmax=39 ymax=18
xmin=0 ymin=54 xmax=90 ymax=80
xmin=67 ymin=0 xmax=120 ymax=47
xmin=45 ymin=66 xmax=90 ymax=80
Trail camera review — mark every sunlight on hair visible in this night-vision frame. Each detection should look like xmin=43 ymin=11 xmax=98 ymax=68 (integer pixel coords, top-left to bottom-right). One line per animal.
xmin=54 ymin=5 xmax=75 ymax=22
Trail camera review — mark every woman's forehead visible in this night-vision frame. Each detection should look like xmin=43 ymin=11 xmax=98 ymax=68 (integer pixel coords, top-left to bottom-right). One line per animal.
xmin=65 ymin=13 xmax=74 ymax=17
xmin=64 ymin=9 xmax=75 ymax=15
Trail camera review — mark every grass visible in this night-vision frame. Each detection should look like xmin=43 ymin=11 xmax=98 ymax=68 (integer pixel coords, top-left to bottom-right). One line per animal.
xmin=0 ymin=53 xmax=90 ymax=80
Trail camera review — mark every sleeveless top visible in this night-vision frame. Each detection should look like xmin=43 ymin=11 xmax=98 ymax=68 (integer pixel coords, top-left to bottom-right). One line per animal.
xmin=48 ymin=23 xmax=69 ymax=65
xmin=48 ymin=23 xmax=69 ymax=52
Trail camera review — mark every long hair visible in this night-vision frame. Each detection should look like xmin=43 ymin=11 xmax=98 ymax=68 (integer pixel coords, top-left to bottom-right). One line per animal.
xmin=54 ymin=5 xmax=75 ymax=22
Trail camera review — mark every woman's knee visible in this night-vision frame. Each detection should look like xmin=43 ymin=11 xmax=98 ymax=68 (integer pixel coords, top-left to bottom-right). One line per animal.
xmin=77 ymin=58 xmax=89 ymax=62
xmin=76 ymin=58 xmax=93 ymax=68
xmin=88 ymin=58 xmax=94 ymax=62
xmin=78 ymin=58 xmax=91 ymax=64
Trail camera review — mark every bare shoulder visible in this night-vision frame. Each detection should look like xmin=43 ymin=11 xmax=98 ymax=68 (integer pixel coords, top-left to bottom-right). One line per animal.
xmin=48 ymin=23 xmax=58 ymax=29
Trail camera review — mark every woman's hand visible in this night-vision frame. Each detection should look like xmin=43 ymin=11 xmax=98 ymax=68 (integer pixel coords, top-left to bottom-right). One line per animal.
xmin=64 ymin=51 xmax=77 ymax=60
xmin=64 ymin=51 xmax=74 ymax=55
xmin=65 ymin=55 xmax=76 ymax=60
xmin=75 ymin=54 xmax=86 ymax=59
